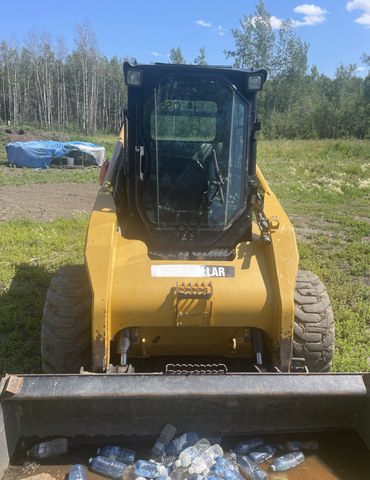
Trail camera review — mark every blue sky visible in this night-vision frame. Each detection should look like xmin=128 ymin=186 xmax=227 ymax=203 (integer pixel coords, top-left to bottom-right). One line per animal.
xmin=0 ymin=0 xmax=369 ymax=78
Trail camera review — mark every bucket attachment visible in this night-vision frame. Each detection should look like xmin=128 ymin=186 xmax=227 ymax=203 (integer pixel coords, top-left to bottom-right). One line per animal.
xmin=1 ymin=372 xmax=370 ymax=476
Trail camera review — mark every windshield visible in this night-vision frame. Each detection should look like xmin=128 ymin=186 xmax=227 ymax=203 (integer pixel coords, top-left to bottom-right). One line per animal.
xmin=140 ymin=75 xmax=249 ymax=233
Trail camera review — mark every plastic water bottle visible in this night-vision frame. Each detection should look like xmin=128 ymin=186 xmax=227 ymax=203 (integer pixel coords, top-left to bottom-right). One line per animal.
xmin=89 ymin=456 xmax=127 ymax=478
xmin=248 ymin=444 xmax=277 ymax=464
xmin=223 ymin=452 xmax=237 ymax=465
xmin=152 ymin=424 xmax=177 ymax=458
xmin=188 ymin=444 xmax=223 ymax=474
xmin=236 ymin=455 xmax=268 ymax=480
xmin=209 ymin=465 xmax=220 ymax=477
xmin=166 ymin=431 xmax=199 ymax=456
xmin=157 ymin=455 xmax=178 ymax=466
xmin=214 ymin=457 xmax=244 ymax=480
xmin=170 ymin=467 xmax=189 ymax=480
xmin=27 ymin=438 xmax=68 ymax=459
xmin=175 ymin=438 xmax=211 ymax=467
xmin=231 ymin=438 xmax=264 ymax=455
xmin=69 ymin=465 xmax=86 ymax=480
xmin=122 ymin=464 xmax=136 ymax=480
xmin=270 ymin=452 xmax=305 ymax=472
xmin=283 ymin=440 xmax=318 ymax=451
xmin=135 ymin=460 xmax=171 ymax=478
xmin=98 ymin=446 xmax=136 ymax=464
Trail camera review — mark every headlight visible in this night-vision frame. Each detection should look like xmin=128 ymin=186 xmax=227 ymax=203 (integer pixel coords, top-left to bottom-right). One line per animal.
xmin=127 ymin=69 xmax=143 ymax=87
xmin=247 ymin=75 xmax=262 ymax=91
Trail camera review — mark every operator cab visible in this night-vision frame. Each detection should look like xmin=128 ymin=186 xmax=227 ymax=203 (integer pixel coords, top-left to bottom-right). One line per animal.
xmin=116 ymin=63 xmax=267 ymax=251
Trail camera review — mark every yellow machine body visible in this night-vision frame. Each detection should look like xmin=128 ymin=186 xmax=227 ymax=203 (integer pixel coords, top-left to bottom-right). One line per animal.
xmin=85 ymin=125 xmax=299 ymax=373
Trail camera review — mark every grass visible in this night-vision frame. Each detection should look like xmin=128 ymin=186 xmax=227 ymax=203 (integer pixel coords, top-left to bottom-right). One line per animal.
xmin=258 ymin=139 xmax=370 ymax=372
xmin=0 ymin=136 xmax=369 ymax=374
xmin=0 ymin=216 xmax=89 ymax=376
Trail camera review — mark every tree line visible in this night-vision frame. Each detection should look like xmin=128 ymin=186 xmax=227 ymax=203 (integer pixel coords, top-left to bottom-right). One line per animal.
xmin=0 ymin=20 xmax=129 ymax=136
xmin=0 ymin=2 xmax=369 ymax=139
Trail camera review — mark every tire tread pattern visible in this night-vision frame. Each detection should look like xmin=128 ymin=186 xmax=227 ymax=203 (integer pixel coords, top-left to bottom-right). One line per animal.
xmin=41 ymin=265 xmax=92 ymax=373
xmin=293 ymin=270 xmax=334 ymax=372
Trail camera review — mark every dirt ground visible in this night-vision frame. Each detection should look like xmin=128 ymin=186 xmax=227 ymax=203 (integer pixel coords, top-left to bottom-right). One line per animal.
xmin=0 ymin=183 xmax=100 ymax=222
xmin=0 ymin=126 xmax=100 ymax=222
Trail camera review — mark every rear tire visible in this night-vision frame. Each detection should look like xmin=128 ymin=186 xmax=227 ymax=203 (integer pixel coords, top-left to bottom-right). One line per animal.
xmin=41 ymin=265 xmax=92 ymax=373
xmin=293 ymin=270 xmax=335 ymax=372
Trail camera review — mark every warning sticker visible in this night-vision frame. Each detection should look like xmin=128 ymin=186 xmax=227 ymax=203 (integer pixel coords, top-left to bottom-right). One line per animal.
xmin=151 ymin=265 xmax=235 ymax=278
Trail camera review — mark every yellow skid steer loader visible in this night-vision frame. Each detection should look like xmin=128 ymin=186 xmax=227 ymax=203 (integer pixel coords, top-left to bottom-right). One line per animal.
xmin=0 ymin=63 xmax=369 ymax=477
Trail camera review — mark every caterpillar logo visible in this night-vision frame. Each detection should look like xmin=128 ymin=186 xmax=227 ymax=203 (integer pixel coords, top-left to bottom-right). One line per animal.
xmin=151 ymin=265 xmax=235 ymax=278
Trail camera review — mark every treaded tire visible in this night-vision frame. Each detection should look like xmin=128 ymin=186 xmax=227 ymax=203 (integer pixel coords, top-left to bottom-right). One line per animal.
xmin=41 ymin=265 xmax=92 ymax=373
xmin=293 ymin=270 xmax=335 ymax=372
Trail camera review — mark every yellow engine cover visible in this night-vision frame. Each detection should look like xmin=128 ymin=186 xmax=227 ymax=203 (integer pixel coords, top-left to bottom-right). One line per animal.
xmin=85 ymin=166 xmax=298 ymax=372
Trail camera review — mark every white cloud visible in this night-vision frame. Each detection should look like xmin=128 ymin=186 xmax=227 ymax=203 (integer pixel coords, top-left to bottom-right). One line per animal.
xmin=270 ymin=16 xmax=283 ymax=29
xmin=150 ymin=52 xmax=160 ymax=56
xmin=218 ymin=25 xmax=225 ymax=35
xmin=292 ymin=4 xmax=329 ymax=26
xmin=347 ymin=0 xmax=370 ymax=27
xmin=356 ymin=66 xmax=366 ymax=71
xmin=195 ymin=20 xmax=211 ymax=27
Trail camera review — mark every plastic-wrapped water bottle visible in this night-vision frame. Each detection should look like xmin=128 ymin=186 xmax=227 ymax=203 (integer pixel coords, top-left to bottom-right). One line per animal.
xmin=223 ymin=452 xmax=237 ymax=465
xmin=236 ymin=455 xmax=268 ymax=480
xmin=69 ymin=464 xmax=86 ymax=480
xmin=283 ymin=440 xmax=318 ymax=451
xmin=98 ymin=446 xmax=136 ymax=464
xmin=89 ymin=456 xmax=127 ymax=478
xmin=248 ymin=444 xmax=277 ymax=464
xmin=27 ymin=438 xmax=68 ymax=459
xmin=157 ymin=455 xmax=178 ymax=466
xmin=188 ymin=444 xmax=223 ymax=474
xmin=135 ymin=460 xmax=171 ymax=478
xmin=152 ymin=424 xmax=177 ymax=458
xmin=270 ymin=452 xmax=305 ymax=472
xmin=231 ymin=438 xmax=264 ymax=455
xmin=166 ymin=431 xmax=199 ymax=456
xmin=175 ymin=438 xmax=211 ymax=467
xmin=214 ymin=457 xmax=244 ymax=480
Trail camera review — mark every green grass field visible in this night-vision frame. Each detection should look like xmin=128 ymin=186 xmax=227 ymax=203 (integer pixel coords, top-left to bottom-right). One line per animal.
xmin=0 ymin=137 xmax=369 ymax=374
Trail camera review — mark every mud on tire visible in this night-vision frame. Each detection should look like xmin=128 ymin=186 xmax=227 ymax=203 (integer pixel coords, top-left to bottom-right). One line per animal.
xmin=293 ymin=270 xmax=335 ymax=372
xmin=41 ymin=265 xmax=92 ymax=373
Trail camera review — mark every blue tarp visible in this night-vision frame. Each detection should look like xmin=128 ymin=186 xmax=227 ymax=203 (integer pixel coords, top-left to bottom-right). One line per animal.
xmin=6 ymin=140 xmax=103 ymax=169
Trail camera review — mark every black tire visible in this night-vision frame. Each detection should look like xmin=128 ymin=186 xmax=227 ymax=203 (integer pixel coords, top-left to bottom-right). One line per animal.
xmin=293 ymin=270 xmax=335 ymax=372
xmin=41 ymin=265 xmax=92 ymax=373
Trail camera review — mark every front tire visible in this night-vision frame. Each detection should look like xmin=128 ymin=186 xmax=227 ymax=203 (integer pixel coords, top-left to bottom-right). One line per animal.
xmin=41 ymin=265 xmax=92 ymax=373
xmin=293 ymin=270 xmax=335 ymax=372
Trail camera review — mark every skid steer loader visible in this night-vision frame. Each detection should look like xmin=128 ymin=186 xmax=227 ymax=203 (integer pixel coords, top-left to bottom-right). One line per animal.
xmin=0 ymin=62 xmax=369 ymax=477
